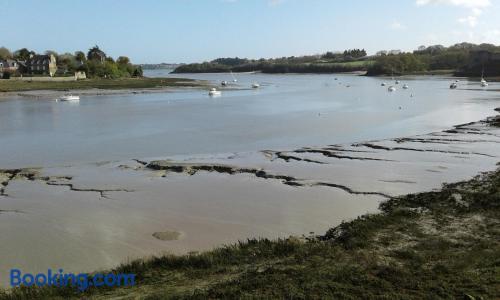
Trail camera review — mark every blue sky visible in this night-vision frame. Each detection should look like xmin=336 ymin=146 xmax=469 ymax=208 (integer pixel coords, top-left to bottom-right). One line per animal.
xmin=0 ymin=0 xmax=499 ymax=63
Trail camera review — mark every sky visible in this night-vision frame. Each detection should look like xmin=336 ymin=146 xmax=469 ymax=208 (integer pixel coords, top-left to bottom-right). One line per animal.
xmin=1 ymin=0 xmax=500 ymax=63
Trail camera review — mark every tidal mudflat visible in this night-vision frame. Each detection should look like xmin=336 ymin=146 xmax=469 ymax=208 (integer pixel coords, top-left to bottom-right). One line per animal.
xmin=0 ymin=112 xmax=499 ymax=287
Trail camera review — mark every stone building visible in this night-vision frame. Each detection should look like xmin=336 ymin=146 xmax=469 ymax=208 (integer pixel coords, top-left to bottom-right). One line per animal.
xmin=25 ymin=54 xmax=57 ymax=76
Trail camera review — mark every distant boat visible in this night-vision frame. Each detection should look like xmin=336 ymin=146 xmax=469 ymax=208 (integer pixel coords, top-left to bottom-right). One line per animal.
xmin=334 ymin=78 xmax=338 ymax=80
xmin=395 ymin=80 xmax=400 ymax=84
xmin=252 ymin=83 xmax=260 ymax=89
xmin=230 ymin=71 xmax=237 ymax=82
xmin=450 ymin=82 xmax=458 ymax=89
xmin=221 ymin=80 xmax=228 ymax=86
xmin=58 ymin=94 xmax=80 ymax=102
xmin=402 ymin=84 xmax=409 ymax=89
xmin=481 ymin=68 xmax=488 ymax=87
xmin=208 ymin=88 xmax=221 ymax=96
xmin=388 ymin=86 xmax=396 ymax=92
xmin=381 ymin=82 xmax=387 ymax=86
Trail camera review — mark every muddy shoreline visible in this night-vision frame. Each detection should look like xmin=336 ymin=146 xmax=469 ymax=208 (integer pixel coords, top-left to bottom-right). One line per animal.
xmin=0 ymin=109 xmax=499 ymax=289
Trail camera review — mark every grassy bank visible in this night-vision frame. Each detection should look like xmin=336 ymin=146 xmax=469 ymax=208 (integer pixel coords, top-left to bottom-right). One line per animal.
xmin=1 ymin=158 xmax=499 ymax=299
xmin=0 ymin=77 xmax=204 ymax=93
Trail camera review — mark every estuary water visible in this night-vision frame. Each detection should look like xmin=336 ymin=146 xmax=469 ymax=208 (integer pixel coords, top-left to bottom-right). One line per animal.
xmin=0 ymin=71 xmax=499 ymax=168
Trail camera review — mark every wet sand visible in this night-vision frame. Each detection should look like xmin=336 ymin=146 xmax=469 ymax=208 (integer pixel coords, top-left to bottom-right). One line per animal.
xmin=0 ymin=113 xmax=499 ymax=287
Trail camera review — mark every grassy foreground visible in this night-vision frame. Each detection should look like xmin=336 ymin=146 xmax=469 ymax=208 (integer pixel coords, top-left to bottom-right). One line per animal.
xmin=0 ymin=77 xmax=203 ymax=93
xmin=1 ymin=164 xmax=499 ymax=299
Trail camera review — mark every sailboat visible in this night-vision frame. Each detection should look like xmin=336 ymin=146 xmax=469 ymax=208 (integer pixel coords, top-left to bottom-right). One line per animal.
xmin=481 ymin=78 xmax=488 ymax=87
xmin=481 ymin=68 xmax=488 ymax=87
xmin=230 ymin=71 xmax=237 ymax=82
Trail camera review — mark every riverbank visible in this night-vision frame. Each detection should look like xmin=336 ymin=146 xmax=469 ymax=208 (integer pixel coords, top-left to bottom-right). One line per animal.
xmin=0 ymin=111 xmax=499 ymax=299
xmin=0 ymin=77 xmax=207 ymax=95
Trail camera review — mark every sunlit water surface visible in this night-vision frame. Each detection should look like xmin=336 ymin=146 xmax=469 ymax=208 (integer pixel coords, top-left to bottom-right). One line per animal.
xmin=0 ymin=71 xmax=498 ymax=168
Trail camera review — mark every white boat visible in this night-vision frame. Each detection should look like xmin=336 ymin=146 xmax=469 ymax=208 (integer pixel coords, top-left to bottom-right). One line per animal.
xmin=381 ymin=82 xmax=387 ymax=86
xmin=230 ymin=71 xmax=237 ymax=82
xmin=58 ymin=94 xmax=80 ymax=102
xmin=450 ymin=82 xmax=458 ymax=89
xmin=208 ymin=88 xmax=221 ymax=96
xmin=388 ymin=86 xmax=396 ymax=92
xmin=480 ymin=68 xmax=488 ymax=87
xmin=395 ymin=80 xmax=400 ymax=84
xmin=221 ymin=80 xmax=228 ymax=86
xmin=252 ymin=83 xmax=260 ymax=88
xmin=402 ymin=84 xmax=409 ymax=89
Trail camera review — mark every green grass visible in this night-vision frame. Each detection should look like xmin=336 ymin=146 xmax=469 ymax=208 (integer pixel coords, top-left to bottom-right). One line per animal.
xmin=1 ymin=164 xmax=499 ymax=299
xmin=0 ymin=77 xmax=204 ymax=93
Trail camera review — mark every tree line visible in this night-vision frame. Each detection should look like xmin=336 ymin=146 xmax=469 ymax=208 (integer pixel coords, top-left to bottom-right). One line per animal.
xmin=173 ymin=43 xmax=500 ymax=76
xmin=173 ymin=49 xmax=371 ymax=74
xmin=367 ymin=42 xmax=500 ymax=76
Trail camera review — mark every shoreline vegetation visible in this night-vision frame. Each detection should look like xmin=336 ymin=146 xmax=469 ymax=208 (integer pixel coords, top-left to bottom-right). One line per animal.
xmin=1 ymin=114 xmax=498 ymax=299
xmin=173 ymin=42 xmax=500 ymax=78
xmin=0 ymin=77 xmax=206 ymax=95
xmin=0 ymin=45 xmax=207 ymax=95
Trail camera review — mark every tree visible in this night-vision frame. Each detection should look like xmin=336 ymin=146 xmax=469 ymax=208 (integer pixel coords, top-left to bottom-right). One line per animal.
xmin=13 ymin=48 xmax=34 ymax=61
xmin=75 ymin=51 xmax=86 ymax=62
xmin=0 ymin=47 xmax=12 ymax=60
xmin=117 ymin=56 xmax=130 ymax=65
xmin=132 ymin=66 xmax=143 ymax=77
xmin=87 ymin=45 xmax=106 ymax=61
xmin=57 ymin=53 xmax=77 ymax=74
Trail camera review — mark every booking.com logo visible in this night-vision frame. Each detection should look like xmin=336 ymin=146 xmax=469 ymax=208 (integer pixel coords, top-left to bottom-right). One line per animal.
xmin=10 ymin=269 xmax=135 ymax=292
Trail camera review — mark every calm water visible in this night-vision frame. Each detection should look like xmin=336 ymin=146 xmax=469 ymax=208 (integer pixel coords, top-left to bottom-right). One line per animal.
xmin=0 ymin=71 xmax=499 ymax=168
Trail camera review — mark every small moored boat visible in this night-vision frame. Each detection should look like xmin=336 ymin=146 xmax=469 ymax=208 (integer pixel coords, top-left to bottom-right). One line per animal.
xmin=252 ymin=83 xmax=260 ymax=89
xmin=402 ymin=84 xmax=409 ymax=89
xmin=58 ymin=94 xmax=80 ymax=102
xmin=221 ymin=81 xmax=228 ymax=86
xmin=381 ymin=82 xmax=387 ymax=86
xmin=230 ymin=71 xmax=237 ymax=82
xmin=208 ymin=88 xmax=221 ymax=96
xmin=480 ymin=68 xmax=488 ymax=87
xmin=450 ymin=82 xmax=458 ymax=89
xmin=388 ymin=86 xmax=396 ymax=92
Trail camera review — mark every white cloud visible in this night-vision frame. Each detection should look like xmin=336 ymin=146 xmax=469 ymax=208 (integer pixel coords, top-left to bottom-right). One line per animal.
xmin=458 ymin=15 xmax=478 ymax=27
xmin=416 ymin=0 xmax=491 ymax=8
xmin=416 ymin=0 xmax=491 ymax=28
